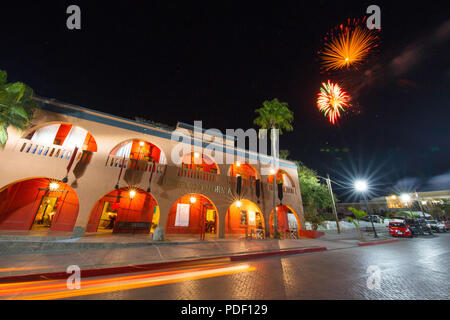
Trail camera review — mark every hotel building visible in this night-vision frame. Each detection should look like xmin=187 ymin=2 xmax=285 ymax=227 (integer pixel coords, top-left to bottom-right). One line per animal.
xmin=0 ymin=97 xmax=305 ymax=239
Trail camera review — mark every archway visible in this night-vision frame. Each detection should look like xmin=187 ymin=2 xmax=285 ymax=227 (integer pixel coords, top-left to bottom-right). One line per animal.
xmin=110 ymin=139 xmax=166 ymax=164
xmin=269 ymin=205 xmax=301 ymax=237
xmin=225 ymin=199 xmax=264 ymax=238
xmin=181 ymin=152 xmax=220 ymax=174
xmin=228 ymin=162 xmax=261 ymax=180
xmin=86 ymin=187 xmax=158 ymax=234
xmin=24 ymin=122 xmax=97 ymax=152
xmin=268 ymin=170 xmax=294 ymax=188
xmin=0 ymin=178 xmax=79 ymax=232
xmin=166 ymin=194 xmax=219 ymax=239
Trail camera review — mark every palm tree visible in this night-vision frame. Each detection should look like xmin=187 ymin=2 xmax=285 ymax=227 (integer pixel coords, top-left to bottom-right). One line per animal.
xmin=0 ymin=69 xmax=39 ymax=147
xmin=347 ymin=207 xmax=368 ymax=240
xmin=254 ymin=98 xmax=294 ymax=238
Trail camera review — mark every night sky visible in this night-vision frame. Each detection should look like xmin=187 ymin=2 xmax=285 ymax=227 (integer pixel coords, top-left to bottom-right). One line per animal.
xmin=1 ymin=1 xmax=449 ymax=201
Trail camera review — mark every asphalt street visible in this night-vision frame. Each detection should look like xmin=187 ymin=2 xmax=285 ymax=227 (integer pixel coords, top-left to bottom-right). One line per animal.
xmin=5 ymin=233 xmax=447 ymax=300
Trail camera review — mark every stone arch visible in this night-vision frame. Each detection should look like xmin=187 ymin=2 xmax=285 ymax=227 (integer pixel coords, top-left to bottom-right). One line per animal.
xmin=109 ymin=138 xmax=167 ymax=164
xmin=268 ymin=169 xmax=294 ymax=188
xmin=23 ymin=122 xmax=97 ymax=152
xmin=269 ymin=204 xmax=301 ymax=236
xmin=166 ymin=193 xmax=219 ymax=238
xmin=0 ymin=177 xmax=79 ymax=232
xmin=225 ymin=199 xmax=265 ymax=238
xmin=181 ymin=152 xmax=220 ymax=174
xmin=228 ymin=162 xmax=261 ymax=180
xmin=85 ymin=187 xmax=159 ymax=234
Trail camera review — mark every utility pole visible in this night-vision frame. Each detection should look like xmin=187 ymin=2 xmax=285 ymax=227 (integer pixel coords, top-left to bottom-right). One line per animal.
xmin=326 ymin=174 xmax=341 ymax=234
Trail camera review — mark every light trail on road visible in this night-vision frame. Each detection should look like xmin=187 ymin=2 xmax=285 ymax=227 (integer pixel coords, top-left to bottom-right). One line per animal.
xmin=1 ymin=263 xmax=255 ymax=300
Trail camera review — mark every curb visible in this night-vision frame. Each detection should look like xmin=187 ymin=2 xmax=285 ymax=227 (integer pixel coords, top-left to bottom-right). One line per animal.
xmin=0 ymin=246 xmax=326 ymax=284
xmin=358 ymin=239 xmax=398 ymax=246
xmin=230 ymin=246 xmax=327 ymax=261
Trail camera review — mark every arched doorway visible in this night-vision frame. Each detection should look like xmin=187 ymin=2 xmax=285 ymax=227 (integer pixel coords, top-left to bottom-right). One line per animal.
xmin=0 ymin=178 xmax=79 ymax=232
xmin=268 ymin=170 xmax=294 ymax=188
xmin=225 ymin=199 xmax=264 ymax=238
xmin=86 ymin=187 xmax=159 ymax=234
xmin=166 ymin=194 xmax=218 ymax=239
xmin=109 ymin=139 xmax=166 ymax=164
xmin=270 ymin=205 xmax=301 ymax=238
xmin=181 ymin=153 xmax=220 ymax=174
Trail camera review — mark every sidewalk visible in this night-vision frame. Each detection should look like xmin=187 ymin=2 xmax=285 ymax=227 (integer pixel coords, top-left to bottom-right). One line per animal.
xmin=0 ymin=230 xmax=393 ymax=280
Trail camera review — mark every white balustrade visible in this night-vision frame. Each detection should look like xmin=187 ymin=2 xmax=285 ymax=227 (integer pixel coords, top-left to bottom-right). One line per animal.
xmin=16 ymin=139 xmax=75 ymax=160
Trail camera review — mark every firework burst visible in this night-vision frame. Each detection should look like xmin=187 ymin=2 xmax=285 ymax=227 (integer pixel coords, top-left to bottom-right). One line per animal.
xmin=319 ymin=18 xmax=380 ymax=71
xmin=317 ymin=80 xmax=350 ymax=124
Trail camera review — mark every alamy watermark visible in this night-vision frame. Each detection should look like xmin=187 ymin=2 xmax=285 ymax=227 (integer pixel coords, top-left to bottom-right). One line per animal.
xmin=170 ymin=121 xmax=281 ymax=175
xmin=66 ymin=265 xmax=81 ymax=289
xmin=366 ymin=265 xmax=381 ymax=290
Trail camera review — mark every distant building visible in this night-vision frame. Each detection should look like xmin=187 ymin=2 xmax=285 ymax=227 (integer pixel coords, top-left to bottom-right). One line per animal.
xmin=336 ymin=190 xmax=450 ymax=216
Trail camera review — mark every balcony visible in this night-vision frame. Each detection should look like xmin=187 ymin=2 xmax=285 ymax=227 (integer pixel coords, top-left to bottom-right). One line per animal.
xmin=106 ymin=155 xmax=166 ymax=174
xmin=17 ymin=139 xmax=77 ymax=161
xmin=177 ymin=167 xmax=218 ymax=182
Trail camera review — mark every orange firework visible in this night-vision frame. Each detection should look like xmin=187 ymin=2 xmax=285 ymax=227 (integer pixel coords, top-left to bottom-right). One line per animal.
xmin=317 ymin=80 xmax=349 ymax=124
xmin=319 ymin=18 xmax=380 ymax=71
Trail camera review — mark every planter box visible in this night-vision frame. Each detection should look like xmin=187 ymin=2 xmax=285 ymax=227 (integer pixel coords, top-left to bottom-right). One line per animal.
xmin=298 ymin=230 xmax=325 ymax=239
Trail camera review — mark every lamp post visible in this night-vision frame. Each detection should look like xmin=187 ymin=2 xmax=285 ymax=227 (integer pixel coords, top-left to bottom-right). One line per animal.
xmin=325 ymin=174 xmax=341 ymax=234
xmin=354 ymin=179 xmax=378 ymax=238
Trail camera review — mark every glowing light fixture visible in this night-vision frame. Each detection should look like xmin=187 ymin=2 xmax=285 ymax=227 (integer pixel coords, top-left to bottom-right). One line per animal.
xmin=354 ymin=180 xmax=368 ymax=192
xmin=139 ymin=141 xmax=145 ymax=147
xmin=236 ymin=200 xmax=242 ymax=208
xmin=129 ymin=190 xmax=137 ymax=199
xmin=236 ymin=161 xmax=241 ymax=167
xmin=194 ymin=152 xmax=200 ymax=158
xmin=270 ymin=168 xmax=275 ymax=175
xmin=49 ymin=182 xmax=60 ymax=191
xmin=400 ymin=193 xmax=411 ymax=203
xmin=190 ymin=196 xmax=197 ymax=204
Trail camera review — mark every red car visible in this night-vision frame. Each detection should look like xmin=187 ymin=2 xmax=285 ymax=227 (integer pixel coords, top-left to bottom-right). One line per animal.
xmin=388 ymin=222 xmax=412 ymax=237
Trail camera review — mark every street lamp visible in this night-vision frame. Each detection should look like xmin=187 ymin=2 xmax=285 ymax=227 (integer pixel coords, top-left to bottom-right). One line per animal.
xmin=354 ymin=180 xmax=368 ymax=192
xmin=400 ymin=193 xmax=411 ymax=204
xmin=354 ymin=179 xmax=378 ymax=238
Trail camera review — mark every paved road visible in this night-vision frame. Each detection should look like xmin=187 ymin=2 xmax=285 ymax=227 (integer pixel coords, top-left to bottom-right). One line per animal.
xmin=3 ymin=233 xmax=449 ymax=300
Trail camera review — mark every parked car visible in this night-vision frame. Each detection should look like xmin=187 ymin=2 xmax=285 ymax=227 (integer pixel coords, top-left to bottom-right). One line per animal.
xmin=428 ymin=220 xmax=447 ymax=233
xmin=445 ymin=221 xmax=450 ymax=231
xmin=362 ymin=215 xmax=381 ymax=223
xmin=404 ymin=219 xmax=423 ymax=236
xmin=417 ymin=219 xmax=433 ymax=235
xmin=387 ymin=222 xmax=412 ymax=238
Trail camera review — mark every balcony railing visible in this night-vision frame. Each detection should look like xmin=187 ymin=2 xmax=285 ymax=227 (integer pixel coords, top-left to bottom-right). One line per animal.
xmin=177 ymin=167 xmax=218 ymax=182
xmin=106 ymin=155 xmax=166 ymax=173
xmin=17 ymin=139 xmax=77 ymax=161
